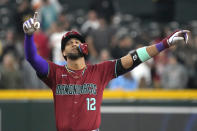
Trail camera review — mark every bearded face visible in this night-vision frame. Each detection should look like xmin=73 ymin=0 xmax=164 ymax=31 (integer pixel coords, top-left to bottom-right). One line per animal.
xmin=66 ymin=49 xmax=84 ymax=60
xmin=62 ymin=38 xmax=84 ymax=60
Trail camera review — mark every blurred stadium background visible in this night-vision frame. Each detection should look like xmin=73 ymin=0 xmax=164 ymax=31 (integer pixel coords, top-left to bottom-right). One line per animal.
xmin=1 ymin=0 xmax=197 ymax=131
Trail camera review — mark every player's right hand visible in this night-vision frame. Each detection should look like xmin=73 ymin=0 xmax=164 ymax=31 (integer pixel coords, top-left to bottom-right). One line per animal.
xmin=23 ymin=12 xmax=40 ymax=35
xmin=162 ymin=30 xmax=190 ymax=48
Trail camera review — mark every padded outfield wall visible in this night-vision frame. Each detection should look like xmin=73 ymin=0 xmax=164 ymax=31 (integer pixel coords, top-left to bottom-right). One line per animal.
xmin=0 ymin=90 xmax=197 ymax=131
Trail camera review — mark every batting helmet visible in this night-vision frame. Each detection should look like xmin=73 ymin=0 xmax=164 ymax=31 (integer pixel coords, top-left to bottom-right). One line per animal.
xmin=61 ymin=31 xmax=86 ymax=52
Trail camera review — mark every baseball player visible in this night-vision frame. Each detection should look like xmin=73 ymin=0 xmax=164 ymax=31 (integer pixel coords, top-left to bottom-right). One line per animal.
xmin=23 ymin=12 xmax=190 ymax=131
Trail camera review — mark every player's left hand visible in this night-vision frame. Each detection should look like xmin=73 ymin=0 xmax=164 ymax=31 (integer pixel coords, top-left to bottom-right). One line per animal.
xmin=162 ymin=30 xmax=190 ymax=47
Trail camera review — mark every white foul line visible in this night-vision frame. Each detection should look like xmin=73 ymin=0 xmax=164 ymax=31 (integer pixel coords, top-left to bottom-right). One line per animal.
xmin=101 ymin=106 xmax=197 ymax=114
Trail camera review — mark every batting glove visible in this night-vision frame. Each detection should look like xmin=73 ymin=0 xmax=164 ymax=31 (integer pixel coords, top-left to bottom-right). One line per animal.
xmin=23 ymin=12 xmax=40 ymax=35
xmin=162 ymin=30 xmax=190 ymax=48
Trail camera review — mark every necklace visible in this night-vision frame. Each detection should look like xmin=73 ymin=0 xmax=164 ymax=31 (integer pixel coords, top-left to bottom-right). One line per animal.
xmin=65 ymin=65 xmax=87 ymax=79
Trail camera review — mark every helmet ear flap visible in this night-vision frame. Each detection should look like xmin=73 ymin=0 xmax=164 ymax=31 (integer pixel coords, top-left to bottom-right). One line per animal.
xmin=79 ymin=43 xmax=88 ymax=55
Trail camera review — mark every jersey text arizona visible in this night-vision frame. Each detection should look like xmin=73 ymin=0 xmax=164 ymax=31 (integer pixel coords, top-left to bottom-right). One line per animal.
xmin=56 ymin=83 xmax=97 ymax=95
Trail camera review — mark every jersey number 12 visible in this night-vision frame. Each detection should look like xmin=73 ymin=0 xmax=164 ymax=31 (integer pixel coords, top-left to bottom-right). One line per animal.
xmin=86 ymin=98 xmax=96 ymax=111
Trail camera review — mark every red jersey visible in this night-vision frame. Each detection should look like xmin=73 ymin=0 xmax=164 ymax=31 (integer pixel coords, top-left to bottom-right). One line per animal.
xmin=40 ymin=60 xmax=117 ymax=131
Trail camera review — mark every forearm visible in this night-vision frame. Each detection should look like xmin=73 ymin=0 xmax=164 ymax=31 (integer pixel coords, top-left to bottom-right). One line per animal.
xmin=116 ymin=42 xmax=166 ymax=76
xmin=146 ymin=44 xmax=160 ymax=57
xmin=121 ymin=42 xmax=166 ymax=69
xmin=24 ymin=34 xmax=48 ymax=76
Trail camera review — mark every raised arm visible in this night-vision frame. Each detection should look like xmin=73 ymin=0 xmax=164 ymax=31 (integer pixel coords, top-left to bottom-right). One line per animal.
xmin=23 ymin=12 xmax=48 ymax=77
xmin=116 ymin=30 xmax=190 ymax=76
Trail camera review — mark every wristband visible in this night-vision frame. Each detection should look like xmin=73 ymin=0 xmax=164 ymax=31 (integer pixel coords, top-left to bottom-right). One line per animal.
xmin=156 ymin=42 xmax=166 ymax=52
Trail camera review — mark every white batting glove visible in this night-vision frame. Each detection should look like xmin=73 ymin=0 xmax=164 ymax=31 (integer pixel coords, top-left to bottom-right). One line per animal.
xmin=23 ymin=12 xmax=40 ymax=35
xmin=162 ymin=30 xmax=190 ymax=48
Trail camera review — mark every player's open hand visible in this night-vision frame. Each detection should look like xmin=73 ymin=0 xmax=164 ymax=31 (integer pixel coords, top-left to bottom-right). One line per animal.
xmin=162 ymin=30 xmax=190 ymax=47
xmin=23 ymin=12 xmax=40 ymax=35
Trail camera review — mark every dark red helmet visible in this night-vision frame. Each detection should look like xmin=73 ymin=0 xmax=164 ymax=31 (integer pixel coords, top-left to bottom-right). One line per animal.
xmin=61 ymin=31 xmax=86 ymax=52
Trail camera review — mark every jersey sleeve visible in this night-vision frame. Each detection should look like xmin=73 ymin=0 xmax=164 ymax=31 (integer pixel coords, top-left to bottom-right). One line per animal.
xmin=39 ymin=61 xmax=57 ymax=89
xmin=96 ymin=60 xmax=117 ymax=85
